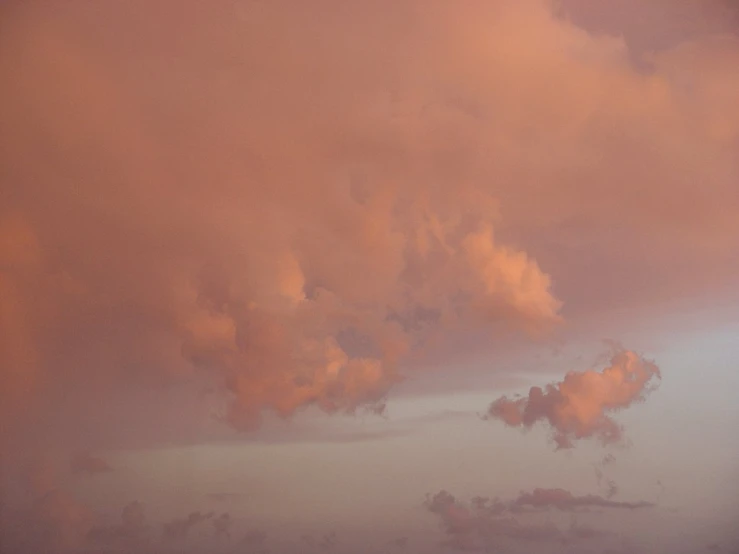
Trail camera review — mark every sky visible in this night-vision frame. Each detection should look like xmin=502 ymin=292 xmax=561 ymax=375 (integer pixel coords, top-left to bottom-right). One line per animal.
xmin=1 ymin=1 xmax=739 ymax=553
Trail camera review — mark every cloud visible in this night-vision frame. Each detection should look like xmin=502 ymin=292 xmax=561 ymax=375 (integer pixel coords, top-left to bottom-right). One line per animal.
xmin=425 ymin=487 xmax=651 ymax=551
xmin=213 ymin=512 xmax=233 ymax=539
xmin=88 ymin=500 xmax=149 ymax=545
xmin=6 ymin=454 xmax=99 ymax=553
xmin=121 ymin=501 xmax=146 ymax=530
xmin=27 ymin=489 xmax=94 ymax=552
xmin=0 ymin=2 xmax=573 ymax=444
xmin=559 ymin=0 xmax=739 ymax=57
xmin=162 ymin=511 xmax=214 ymax=540
xmin=302 ymin=531 xmax=338 ymax=550
xmin=510 ymin=488 xmax=653 ymax=511
xmin=604 ymin=480 xmax=619 ymax=499
xmin=425 ymin=490 xmax=564 ymax=550
xmin=21 ymin=455 xmax=58 ymax=497
xmin=389 ymin=536 xmax=409 ymax=548
xmin=238 ymin=529 xmax=270 ymax=554
xmin=594 ymin=454 xmax=619 ymax=498
xmin=486 ymin=349 xmax=661 ymax=448
xmin=69 ymin=451 xmax=112 ymax=475
xmin=206 ymin=492 xmax=250 ymax=503
xmin=0 ymin=0 xmax=736 ymax=455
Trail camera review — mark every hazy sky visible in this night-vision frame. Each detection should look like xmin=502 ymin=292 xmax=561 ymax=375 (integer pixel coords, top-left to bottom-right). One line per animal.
xmin=1 ymin=1 xmax=738 ymax=553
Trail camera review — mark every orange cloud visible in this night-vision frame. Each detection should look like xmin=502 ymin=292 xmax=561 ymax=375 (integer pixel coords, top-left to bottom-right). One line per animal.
xmin=1 ymin=0 xmax=736 ymax=450
xmin=0 ymin=6 xmax=563 ymax=439
xmin=486 ymin=349 xmax=661 ymax=448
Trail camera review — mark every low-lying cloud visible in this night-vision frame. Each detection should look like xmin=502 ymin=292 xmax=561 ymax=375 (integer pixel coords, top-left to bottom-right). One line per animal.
xmin=511 ymin=488 xmax=653 ymax=511
xmin=426 ymin=490 xmax=565 ymax=550
xmin=425 ymin=486 xmax=652 ymax=550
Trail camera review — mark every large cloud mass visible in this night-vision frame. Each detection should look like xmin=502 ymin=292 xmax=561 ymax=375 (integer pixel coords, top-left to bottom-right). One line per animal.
xmin=1 ymin=0 xmax=737 ymax=451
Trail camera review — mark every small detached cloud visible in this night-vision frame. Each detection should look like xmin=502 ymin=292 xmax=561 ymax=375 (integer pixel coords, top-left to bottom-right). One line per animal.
xmin=486 ymin=349 xmax=661 ymax=448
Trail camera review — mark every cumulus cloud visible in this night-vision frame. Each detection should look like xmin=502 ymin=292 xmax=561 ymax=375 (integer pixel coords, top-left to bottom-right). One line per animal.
xmin=0 ymin=0 xmax=736 ymax=455
xmin=241 ymin=529 xmax=268 ymax=545
xmin=319 ymin=531 xmax=338 ymax=550
xmin=565 ymin=519 xmax=611 ymax=541
xmin=604 ymin=479 xmax=619 ymax=499
xmin=0 ymin=2 xmax=577 ymax=445
xmin=486 ymin=349 xmax=661 ymax=448
xmin=69 ymin=451 xmax=112 ymax=475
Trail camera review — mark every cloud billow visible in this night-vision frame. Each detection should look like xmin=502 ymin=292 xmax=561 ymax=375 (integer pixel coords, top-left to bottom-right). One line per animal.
xmin=486 ymin=349 xmax=661 ymax=448
xmin=2 ymin=0 xmax=735 ymax=450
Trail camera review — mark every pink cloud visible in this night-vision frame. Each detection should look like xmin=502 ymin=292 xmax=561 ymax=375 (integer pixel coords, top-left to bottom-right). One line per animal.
xmin=486 ymin=349 xmax=661 ymax=448
xmin=511 ymin=488 xmax=653 ymax=511
xmin=0 ymin=0 xmax=736 ymax=458
xmin=426 ymin=490 xmax=567 ymax=550
xmin=425 ymin=486 xmax=651 ymax=550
